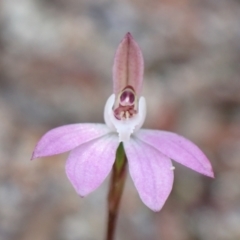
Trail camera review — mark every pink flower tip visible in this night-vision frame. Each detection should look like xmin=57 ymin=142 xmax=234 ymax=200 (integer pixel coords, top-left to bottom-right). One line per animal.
xmin=30 ymin=153 xmax=35 ymax=161
xmin=125 ymin=32 xmax=133 ymax=38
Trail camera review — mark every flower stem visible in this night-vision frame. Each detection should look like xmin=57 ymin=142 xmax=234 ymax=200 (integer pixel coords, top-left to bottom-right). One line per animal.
xmin=106 ymin=143 xmax=127 ymax=240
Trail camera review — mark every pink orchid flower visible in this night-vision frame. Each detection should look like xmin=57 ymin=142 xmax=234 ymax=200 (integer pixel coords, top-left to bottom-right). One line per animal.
xmin=32 ymin=33 xmax=214 ymax=211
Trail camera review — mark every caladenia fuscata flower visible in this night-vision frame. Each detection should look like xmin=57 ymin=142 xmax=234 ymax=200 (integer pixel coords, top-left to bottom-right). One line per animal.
xmin=32 ymin=33 xmax=214 ymax=214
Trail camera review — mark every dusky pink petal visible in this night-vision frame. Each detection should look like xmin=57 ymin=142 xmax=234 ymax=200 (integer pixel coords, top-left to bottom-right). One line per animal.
xmin=136 ymin=130 xmax=214 ymax=178
xmin=32 ymin=123 xmax=110 ymax=159
xmin=113 ymin=32 xmax=144 ymax=95
xmin=124 ymin=138 xmax=174 ymax=211
xmin=65 ymin=134 xmax=119 ymax=196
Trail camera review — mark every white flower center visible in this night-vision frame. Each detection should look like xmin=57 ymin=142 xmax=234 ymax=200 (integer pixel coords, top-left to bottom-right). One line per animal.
xmin=104 ymin=89 xmax=146 ymax=143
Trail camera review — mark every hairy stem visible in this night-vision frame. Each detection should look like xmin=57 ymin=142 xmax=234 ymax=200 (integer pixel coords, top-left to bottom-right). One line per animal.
xmin=106 ymin=143 xmax=127 ymax=240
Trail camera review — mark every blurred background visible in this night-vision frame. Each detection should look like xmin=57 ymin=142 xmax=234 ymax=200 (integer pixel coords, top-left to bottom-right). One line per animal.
xmin=0 ymin=0 xmax=240 ymax=239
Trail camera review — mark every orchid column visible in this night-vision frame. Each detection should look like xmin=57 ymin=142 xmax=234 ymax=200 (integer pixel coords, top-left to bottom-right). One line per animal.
xmin=32 ymin=33 xmax=214 ymax=240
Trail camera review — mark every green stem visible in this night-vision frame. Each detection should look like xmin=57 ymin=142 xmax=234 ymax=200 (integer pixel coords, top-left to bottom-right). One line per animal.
xmin=106 ymin=143 xmax=127 ymax=240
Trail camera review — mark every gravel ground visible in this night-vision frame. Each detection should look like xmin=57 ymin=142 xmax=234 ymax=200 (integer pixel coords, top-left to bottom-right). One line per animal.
xmin=0 ymin=0 xmax=240 ymax=239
